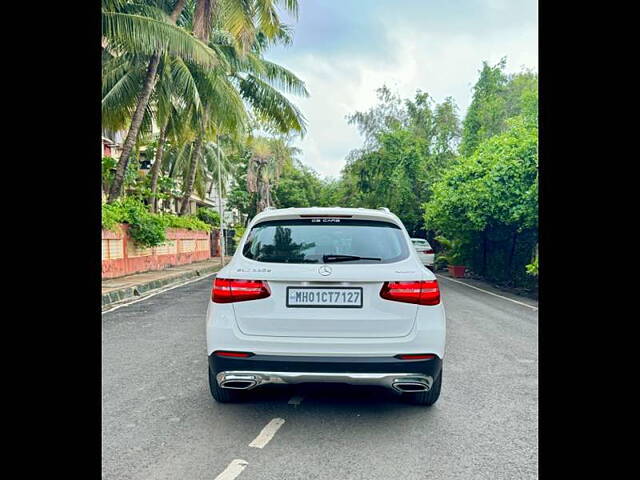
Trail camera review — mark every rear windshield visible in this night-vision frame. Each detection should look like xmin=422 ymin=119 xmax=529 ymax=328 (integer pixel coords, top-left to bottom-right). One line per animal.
xmin=411 ymin=239 xmax=428 ymax=246
xmin=242 ymin=219 xmax=410 ymax=264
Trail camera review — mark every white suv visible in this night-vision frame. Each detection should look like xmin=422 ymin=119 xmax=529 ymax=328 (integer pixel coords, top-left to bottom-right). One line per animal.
xmin=205 ymin=207 xmax=446 ymax=405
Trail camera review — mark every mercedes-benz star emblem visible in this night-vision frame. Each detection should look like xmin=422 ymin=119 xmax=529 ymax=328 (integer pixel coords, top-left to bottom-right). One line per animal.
xmin=318 ymin=265 xmax=332 ymax=276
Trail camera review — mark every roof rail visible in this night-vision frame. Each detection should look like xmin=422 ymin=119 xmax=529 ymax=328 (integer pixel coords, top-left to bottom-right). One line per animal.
xmin=377 ymin=207 xmax=390 ymax=213
xmin=262 ymin=206 xmax=277 ymax=212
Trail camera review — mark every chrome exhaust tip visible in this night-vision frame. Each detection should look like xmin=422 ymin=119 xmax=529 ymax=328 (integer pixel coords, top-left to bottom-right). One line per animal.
xmin=392 ymin=379 xmax=431 ymax=393
xmin=220 ymin=380 xmax=257 ymax=390
xmin=218 ymin=374 xmax=259 ymax=390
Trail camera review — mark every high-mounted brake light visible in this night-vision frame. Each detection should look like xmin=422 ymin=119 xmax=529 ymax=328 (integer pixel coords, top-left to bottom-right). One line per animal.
xmin=299 ymin=214 xmax=353 ymax=218
xmin=395 ymin=354 xmax=436 ymax=360
xmin=380 ymin=280 xmax=440 ymax=306
xmin=214 ymin=351 xmax=254 ymax=358
xmin=212 ymin=278 xmax=271 ymax=303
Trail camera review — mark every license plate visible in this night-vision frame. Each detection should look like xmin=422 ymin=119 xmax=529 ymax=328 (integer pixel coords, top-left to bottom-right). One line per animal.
xmin=286 ymin=287 xmax=363 ymax=308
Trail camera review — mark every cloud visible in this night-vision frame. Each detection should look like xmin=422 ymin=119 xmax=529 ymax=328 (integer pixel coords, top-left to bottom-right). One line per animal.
xmin=268 ymin=1 xmax=538 ymax=178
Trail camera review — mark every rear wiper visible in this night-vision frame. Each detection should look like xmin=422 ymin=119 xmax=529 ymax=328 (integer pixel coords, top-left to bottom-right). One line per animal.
xmin=322 ymin=254 xmax=382 ymax=263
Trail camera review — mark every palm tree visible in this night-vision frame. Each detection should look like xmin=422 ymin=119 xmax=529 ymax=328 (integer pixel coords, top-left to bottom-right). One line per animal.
xmin=103 ymin=0 xmax=215 ymax=202
xmin=178 ymin=139 xmax=234 ymax=201
xmin=103 ymin=0 xmax=307 ymax=222
xmin=246 ymin=136 xmax=299 ymax=211
xmin=175 ymin=58 xmax=250 ymax=214
xmin=159 ymin=140 xmax=194 ymax=212
xmin=103 ymin=0 xmax=301 ymax=203
xmin=175 ymin=22 xmax=308 ymax=214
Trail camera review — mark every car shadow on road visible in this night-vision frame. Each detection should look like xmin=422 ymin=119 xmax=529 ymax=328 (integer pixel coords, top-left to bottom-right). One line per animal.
xmin=203 ymin=383 xmax=441 ymax=441
xmin=230 ymin=383 xmax=436 ymax=412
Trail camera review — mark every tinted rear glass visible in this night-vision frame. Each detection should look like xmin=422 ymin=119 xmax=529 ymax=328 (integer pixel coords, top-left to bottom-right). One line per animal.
xmin=242 ymin=219 xmax=410 ymax=264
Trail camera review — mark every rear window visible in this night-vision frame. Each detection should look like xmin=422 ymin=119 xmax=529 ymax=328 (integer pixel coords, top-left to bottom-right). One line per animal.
xmin=411 ymin=239 xmax=428 ymax=246
xmin=242 ymin=219 xmax=410 ymax=264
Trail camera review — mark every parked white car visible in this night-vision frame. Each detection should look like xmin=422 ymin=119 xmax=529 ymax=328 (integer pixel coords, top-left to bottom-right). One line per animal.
xmin=411 ymin=238 xmax=435 ymax=270
xmin=205 ymin=207 xmax=446 ymax=405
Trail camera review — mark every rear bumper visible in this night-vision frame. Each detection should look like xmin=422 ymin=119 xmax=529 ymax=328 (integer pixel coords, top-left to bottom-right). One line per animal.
xmin=206 ymin=302 xmax=447 ymax=358
xmin=209 ymin=354 xmax=442 ymax=392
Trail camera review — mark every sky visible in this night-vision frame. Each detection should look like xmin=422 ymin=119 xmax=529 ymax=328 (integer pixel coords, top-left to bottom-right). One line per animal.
xmin=266 ymin=0 xmax=538 ymax=179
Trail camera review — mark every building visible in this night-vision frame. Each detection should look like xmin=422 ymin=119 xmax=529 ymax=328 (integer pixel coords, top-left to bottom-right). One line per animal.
xmin=102 ymin=129 xmax=125 ymax=158
xmin=102 ymin=136 xmax=118 ymax=158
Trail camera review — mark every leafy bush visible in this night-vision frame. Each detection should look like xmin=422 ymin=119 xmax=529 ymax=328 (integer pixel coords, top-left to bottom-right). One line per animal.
xmin=101 ymin=198 xmax=211 ymax=248
xmin=102 ymin=156 xmax=119 ymax=197
xmin=128 ymin=212 xmax=166 ymax=247
xmin=156 ymin=176 xmax=179 ymax=201
xmin=101 ymin=202 xmax=126 ymax=232
xmin=101 ymin=198 xmax=166 ymax=247
xmin=102 ymin=155 xmax=149 ymax=201
xmin=158 ymin=213 xmax=212 ymax=232
xmin=526 ymin=258 xmax=538 ymax=276
xmin=434 ymin=235 xmax=466 ymax=267
xmin=196 ymin=207 xmax=220 ymax=227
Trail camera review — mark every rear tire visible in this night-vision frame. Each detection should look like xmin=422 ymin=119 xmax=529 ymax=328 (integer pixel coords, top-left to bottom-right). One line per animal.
xmin=209 ymin=367 xmax=245 ymax=403
xmin=403 ymin=369 xmax=442 ymax=406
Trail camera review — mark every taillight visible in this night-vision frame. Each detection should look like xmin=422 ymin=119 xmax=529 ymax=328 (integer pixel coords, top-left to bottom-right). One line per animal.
xmin=422 ymin=248 xmax=434 ymax=254
xmin=395 ymin=354 xmax=436 ymax=360
xmin=380 ymin=280 xmax=440 ymax=305
xmin=214 ymin=351 xmax=254 ymax=358
xmin=212 ymin=278 xmax=271 ymax=303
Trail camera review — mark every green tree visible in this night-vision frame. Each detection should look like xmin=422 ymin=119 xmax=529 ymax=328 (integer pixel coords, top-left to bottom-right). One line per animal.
xmin=196 ymin=206 xmax=221 ymax=227
xmin=103 ymin=0 xmax=213 ymax=202
xmin=243 ymin=135 xmax=304 ymax=212
xmin=424 ymin=116 xmax=538 ymax=285
xmin=459 ymin=58 xmax=509 ymax=157
xmin=273 ymin=160 xmax=324 ymax=208
xmin=460 ymin=58 xmax=538 ymax=157
xmin=103 ymin=0 xmax=303 ymax=203
xmin=337 ymin=89 xmax=461 ymax=234
xmin=103 ymin=0 xmax=309 ymax=224
xmin=346 ymin=85 xmax=407 ymax=149
xmin=176 ymin=6 xmax=308 ymax=214
xmin=340 ymin=128 xmax=429 ymax=234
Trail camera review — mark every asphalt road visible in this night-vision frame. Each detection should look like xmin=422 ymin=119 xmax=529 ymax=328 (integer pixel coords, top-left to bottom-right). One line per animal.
xmin=102 ymin=274 xmax=538 ymax=480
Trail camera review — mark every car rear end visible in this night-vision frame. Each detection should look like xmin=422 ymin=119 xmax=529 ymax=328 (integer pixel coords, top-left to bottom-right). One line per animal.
xmin=411 ymin=238 xmax=435 ymax=270
xmin=205 ymin=208 xmax=446 ymax=404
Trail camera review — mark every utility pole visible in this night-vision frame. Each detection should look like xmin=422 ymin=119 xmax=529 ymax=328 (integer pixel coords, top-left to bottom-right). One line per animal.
xmin=217 ymin=133 xmax=225 ymax=267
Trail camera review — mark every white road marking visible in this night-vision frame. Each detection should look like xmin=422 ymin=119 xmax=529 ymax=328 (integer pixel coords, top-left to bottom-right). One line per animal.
xmin=214 ymin=459 xmax=248 ymax=480
xmin=288 ymin=395 xmax=304 ymax=405
xmin=249 ymin=418 xmax=286 ymax=449
xmin=438 ymin=275 xmax=538 ymax=311
xmin=102 ymin=271 xmax=217 ymax=315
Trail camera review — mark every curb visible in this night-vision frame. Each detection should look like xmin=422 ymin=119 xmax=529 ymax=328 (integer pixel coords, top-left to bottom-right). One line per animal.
xmin=101 ymin=263 xmax=221 ymax=308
